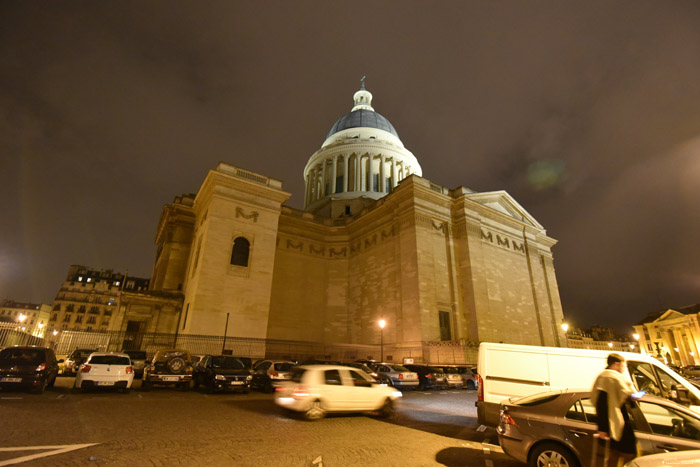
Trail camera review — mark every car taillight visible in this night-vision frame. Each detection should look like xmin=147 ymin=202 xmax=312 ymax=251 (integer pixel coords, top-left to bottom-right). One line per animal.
xmin=477 ymin=374 xmax=484 ymax=401
xmin=187 ymin=367 xmax=193 ymax=375
xmin=500 ymin=410 xmax=518 ymax=426
xmin=426 ymin=374 xmax=432 ymax=379
xmin=35 ymin=363 xmax=46 ymax=372
xmin=399 ymin=373 xmax=404 ymax=380
xmin=81 ymin=365 xmax=92 ymax=373
xmin=270 ymin=371 xmax=279 ymax=377
xmin=291 ymin=385 xmax=310 ymax=398
xmin=126 ymin=366 xmax=133 ymax=374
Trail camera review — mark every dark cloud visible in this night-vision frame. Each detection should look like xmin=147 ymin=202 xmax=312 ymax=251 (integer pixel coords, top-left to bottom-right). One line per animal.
xmin=2 ymin=1 xmax=700 ymax=333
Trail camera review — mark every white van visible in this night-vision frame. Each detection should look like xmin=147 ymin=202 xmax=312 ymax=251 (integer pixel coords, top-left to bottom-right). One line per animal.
xmin=476 ymin=342 xmax=700 ymax=427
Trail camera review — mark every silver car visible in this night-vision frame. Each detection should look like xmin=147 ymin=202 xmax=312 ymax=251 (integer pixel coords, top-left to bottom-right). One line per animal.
xmin=498 ymin=390 xmax=700 ymax=466
xmin=121 ymin=350 xmax=147 ymax=378
xmin=370 ymin=363 xmax=419 ymax=390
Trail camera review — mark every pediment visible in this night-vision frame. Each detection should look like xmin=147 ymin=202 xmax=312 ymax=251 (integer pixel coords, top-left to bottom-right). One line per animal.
xmin=465 ymin=191 xmax=543 ymax=229
xmin=655 ymin=309 xmax=689 ymax=322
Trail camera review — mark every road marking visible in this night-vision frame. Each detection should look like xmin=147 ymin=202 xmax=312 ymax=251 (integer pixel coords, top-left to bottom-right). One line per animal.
xmin=0 ymin=444 xmax=98 ymax=466
xmin=1 ymin=397 xmax=22 ymax=400
xmin=57 ymin=394 xmax=64 ymax=399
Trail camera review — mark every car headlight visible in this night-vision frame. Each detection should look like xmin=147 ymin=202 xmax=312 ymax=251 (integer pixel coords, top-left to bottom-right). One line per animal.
xmin=215 ymin=374 xmax=226 ymax=381
xmin=246 ymin=375 xmax=252 ymax=381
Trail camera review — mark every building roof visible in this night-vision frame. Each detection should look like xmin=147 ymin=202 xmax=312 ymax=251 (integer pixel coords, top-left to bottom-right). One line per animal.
xmin=326 ymin=109 xmax=399 ymax=139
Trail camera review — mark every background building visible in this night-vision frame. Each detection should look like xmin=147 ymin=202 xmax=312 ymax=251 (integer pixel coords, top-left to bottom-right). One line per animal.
xmin=634 ymin=304 xmax=700 ymax=367
xmin=0 ymin=300 xmax=50 ymax=336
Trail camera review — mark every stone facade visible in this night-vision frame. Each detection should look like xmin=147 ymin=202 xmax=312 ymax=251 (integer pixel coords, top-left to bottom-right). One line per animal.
xmin=634 ymin=304 xmax=700 ymax=367
xmin=150 ymin=85 xmax=566 ymax=350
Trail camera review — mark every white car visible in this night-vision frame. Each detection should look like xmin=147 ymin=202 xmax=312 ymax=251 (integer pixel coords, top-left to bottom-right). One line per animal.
xmin=275 ymin=364 xmax=402 ymax=420
xmin=74 ymin=352 xmax=134 ymax=393
xmin=624 ymin=450 xmax=700 ymax=466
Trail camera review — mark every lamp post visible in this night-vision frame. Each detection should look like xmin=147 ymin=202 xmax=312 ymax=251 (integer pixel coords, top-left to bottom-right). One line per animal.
xmin=378 ymin=319 xmax=386 ymax=362
xmin=560 ymin=323 xmax=569 ymax=333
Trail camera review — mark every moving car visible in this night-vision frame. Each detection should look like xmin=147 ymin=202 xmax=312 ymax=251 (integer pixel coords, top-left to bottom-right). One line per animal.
xmin=251 ymin=360 xmax=295 ymax=393
xmin=369 ymin=363 xmax=419 ymax=390
xmin=142 ymin=349 xmax=194 ymax=390
xmin=275 ymin=364 xmax=402 ymax=420
xmin=121 ymin=349 xmax=147 ymax=378
xmin=193 ymin=355 xmax=252 ymax=393
xmin=404 ymin=364 xmax=448 ymax=391
xmin=497 ymin=389 xmax=700 ymax=467
xmin=63 ymin=348 xmax=96 ymax=376
xmin=74 ymin=352 xmax=134 ymax=393
xmin=624 ymin=449 xmax=700 ymax=466
xmin=0 ymin=346 xmax=60 ymax=394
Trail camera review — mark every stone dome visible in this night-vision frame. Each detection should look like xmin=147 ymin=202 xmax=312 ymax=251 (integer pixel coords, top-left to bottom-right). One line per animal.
xmin=326 ymin=109 xmax=399 ymax=139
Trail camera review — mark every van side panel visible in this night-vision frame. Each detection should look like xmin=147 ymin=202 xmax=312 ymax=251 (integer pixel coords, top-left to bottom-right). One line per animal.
xmin=546 ymin=353 xmax=606 ymax=390
xmin=485 ymin=348 xmax=550 ymax=402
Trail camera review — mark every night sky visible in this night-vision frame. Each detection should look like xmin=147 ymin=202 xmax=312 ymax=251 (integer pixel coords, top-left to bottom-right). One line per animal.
xmin=2 ymin=1 xmax=700 ymax=334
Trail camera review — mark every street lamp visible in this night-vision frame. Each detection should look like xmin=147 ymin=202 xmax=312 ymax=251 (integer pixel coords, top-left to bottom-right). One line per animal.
xmin=18 ymin=313 xmax=27 ymax=324
xmin=560 ymin=322 xmax=569 ymax=333
xmin=378 ymin=319 xmax=386 ymax=362
xmin=608 ymin=342 xmax=613 ymax=348
xmin=52 ymin=329 xmax=58 ymax=336
xmin=633 ymin=333 xmax=640 ymax=341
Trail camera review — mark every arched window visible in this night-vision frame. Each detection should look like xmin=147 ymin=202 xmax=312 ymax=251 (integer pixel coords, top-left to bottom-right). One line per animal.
xmin=230 ymin=237 xmax=250 ymax=267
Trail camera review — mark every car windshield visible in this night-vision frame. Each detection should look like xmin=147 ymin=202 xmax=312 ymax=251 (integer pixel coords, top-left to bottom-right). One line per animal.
xmin=431 ymin=367 xmax=445 ymax=374
xmin=125 ymin=351 xmax=146 ymax=359
xmin=389 ymin=364 xmax=409 ymax=372
xmin=442 ymin=367 xmax=459 ymax=373
xmin=90 ymin=355 xmax=130 ymax=365
xmin=0 ymin=348 xmax=44 ymax=364
xmin=211 ymin=356 xmax=247 ymax=369
xmin=274 ymin=362 xmax=294 ymax=371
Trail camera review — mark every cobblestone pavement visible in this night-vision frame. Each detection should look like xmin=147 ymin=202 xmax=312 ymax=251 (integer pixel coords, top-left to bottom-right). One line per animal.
xmin=0 ymin=378 xmax=521 ymax=467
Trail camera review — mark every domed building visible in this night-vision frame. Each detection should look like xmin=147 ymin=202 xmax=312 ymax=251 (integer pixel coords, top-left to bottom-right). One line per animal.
xmin=147 ymin=82 xmax=566 ymax=362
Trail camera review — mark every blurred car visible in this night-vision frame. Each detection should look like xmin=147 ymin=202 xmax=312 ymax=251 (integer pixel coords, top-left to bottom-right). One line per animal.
xmin=370 ymin=363 xmax=419 ymax=390
xmin=275 ymin=364 xmax=402 ymax=420
xmin=74 ymin=352 xmax=134 ymax=393
xmin=142 ymin=349 xmax=194 ymax=390
xmin=121 ymin=350 xmax=147 ymax=378
xmin=63 ymin=348 xmax=96 ymax=376
xmin=497 ymin=389 xmax=700 ymax=466
xmin=624 ymin=449 xmax=700 ymax=466
xmin=251 ymin=360 xmax=296 ymax=393
xmin=193 ymin=355 xmax=252 ymax=393
xmin=404 ymin=364 xmax=448 ymax=390
xmin=436 ymin=366 xmax=464 ymax=388
xmin=0 ymin=346 xmax=59 ymax=394
xmin=683 ymin=365 xmax=700 ymax=379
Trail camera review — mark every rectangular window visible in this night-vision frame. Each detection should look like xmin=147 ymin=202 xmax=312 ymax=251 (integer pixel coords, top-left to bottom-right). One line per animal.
xmin=75 ymin=316 xmax=83 ymax=323
xmin=373 ymin=174 xmax=379 ymax=192
xmin=87 ymin=316 xmax=96 ymax=325
xmin=63 ymin=315 xmax=72 ymax=322
xmin=385 ymin=177 xmax=392 ymax=193
xmin=439 ymin=311 xmax=452 ymax=341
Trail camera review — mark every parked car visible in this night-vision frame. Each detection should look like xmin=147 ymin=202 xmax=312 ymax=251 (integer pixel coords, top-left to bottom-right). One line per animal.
xmin=343 ymin=362 xmax=384 ymax=383
xmin=251 ymin=360 xmax=296 ymax=393
xmin=369 ymin=363 xmax=419 ymax=390
xmin=63 ymin=348 xmax=96 ymax=376
xmin=191 ymin=354 xmax=205 ymax=368
xmin=436 ymin=366 xmax=464 ymax=388
xmin=121 ymin=350 xmax=147 ymax=378
xmin=142 ymin=349 xmax=194 ymax=390
xmin=74 ymin=352 xmax=134 ymax=393
xmin=683 ymin=365 xmax=700 ymax=379
xmin=624 ymin=449 xmax=700 ymax=466
xmin=404 ymin=364 xmax=448 ymax=390
xmin=453 ymin=365 xmax=479 ymax=390
xmin=193 ymin=355 xmax=252 ymax=393
xmin=497 ymin=389 xmax=700 ymax=467
xmin=275 ymin=364 xmax=402 ymax=420
xmin=0 ymin=346 xmax=60 ymax=394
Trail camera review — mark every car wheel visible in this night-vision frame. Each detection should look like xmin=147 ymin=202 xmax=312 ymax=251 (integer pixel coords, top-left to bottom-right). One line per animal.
xmin=304 ymin=399 xmax=326 ymax=420
xmin=193 ymin=377 xmax=200 ymax=389
xmin=264 ymin=380 xmax=274 ymax=394
xmin=47 ymin=374 xmax=57 ymax=388
xmin=377 ymin=398 xmax=394 ymax=418
xmin=120 ymin=387 xmax=131 ymax=394
xmin=529 ymin=442 xmax=578 ymax=467
xmin=466 ymin=380 xmax=475 ymax=390
xmin=31 ymin=378 xmax=47 ymax=394
xmin=166 ymin=356 xmax=186 ymax=374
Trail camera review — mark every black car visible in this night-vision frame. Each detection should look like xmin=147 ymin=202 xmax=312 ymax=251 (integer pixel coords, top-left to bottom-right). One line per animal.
xmin=193 ymin=355 xmax=252 ymax=393
xmin=0 ymin=346 xmax=60 ymax=394
xmin=404 ymin=364 xmax=448 ymax=390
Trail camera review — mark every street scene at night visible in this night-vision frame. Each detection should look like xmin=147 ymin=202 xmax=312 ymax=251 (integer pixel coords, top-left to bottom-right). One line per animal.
xmin=3 ymin=1 xmax=700 ymax=466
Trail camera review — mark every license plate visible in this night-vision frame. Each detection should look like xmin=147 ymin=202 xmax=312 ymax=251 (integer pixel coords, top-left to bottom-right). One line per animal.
xmin=0 ymin=377 xmax=21 ymax=383
xmin=162 ymin=376 xmax=179 ymax=382
xmin=230 ymin=381 xmax=244 ymax=385
xmin=97 ymin=381 xmax=114 ymax=386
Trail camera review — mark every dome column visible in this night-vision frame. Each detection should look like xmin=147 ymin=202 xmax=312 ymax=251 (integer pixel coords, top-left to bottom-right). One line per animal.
xmin=343 ymin=155 xmax=349 ymax=193
xmin=332 ymin=155 xmax=338 ymax=194
xmin=391 ymin=158 xmax=398 ymax=189
xmin=380 ymin=154 xmax=386 ymax=193
xmin=320 ymin=160 xmax=327 ymax=198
